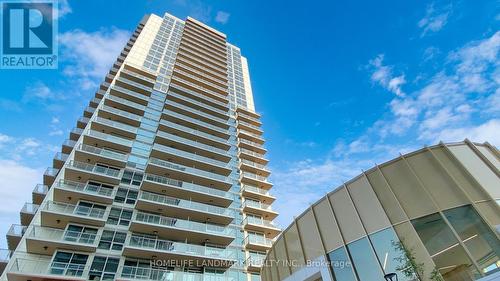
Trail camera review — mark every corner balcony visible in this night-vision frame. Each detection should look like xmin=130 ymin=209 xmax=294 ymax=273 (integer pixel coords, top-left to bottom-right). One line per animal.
xmin=141 ymin=173 xmax=232 ymax=208
xmin=123 ymin=235 xmax=236 ymax=268
xmin=244 ymin=235 xmax=273 ymax=252
xmin=7 ymin=257 xmax=89 ymax=281
xmin=41 ymin=201 xmax=108 ymax=228
xmin=26 ymin=225 xmax=98 ymax=255
xmin=130 ymin=211 xmax=235 ymax=246
xmin=91 ymin=116 xmax=138 ymax=139
xmin=32 ymin=184 xmax=48 ymax=205
xmin=74 ymin=143 xmax=128 ymax=168
xmin=243 ymin=217 xmax=280 ymax=239
xmin=245 ymin=255 xmax=265 ymax=272
xmin=53 ymin=152 xmax=69 ymax=169
xmin=62 ymin=139 xmax=76 ymax=154
xmin=240 ymin=171 xmax=272 ymax=190
xmin=64 ymin=160 xmax=122 ymax=185
xmin=53 ymin=179 xmax=115 ymax=205
xmin=99 ymin=104 xmax=142 ymax=127
xmin=237 ymin=138 xmax=266 ymax=155
xmin=43 ymin=167 xmax=59 ymax=187
xmin=147 ymin=156 xmax=232 ymax=189
xmin=237 ymin=129 xmax=264 ymax=145
xmin=70 ymin=127 xmax=83 ymax=141
xmin=238 ymin=148 xmax=268 ymax=165
xmin=7 ymin=225 xmax=26 ymax=251
xmin=83 ymin=129 xmax=134 ymax=153
xmin=242 ymin=201 xmax=278 ymax=220
xmin=241 ymin=184 xmax=275 ymax=204
xmin=77 ymin=116 xmax=90 ymax=129
xmin=136 ymin=191 xmax=234 ymax=225
xmin=237 ymin=120 xmax=262 ymax=135
xmin=0 ymin=249 xmax=10 ymax=276
xmin=150 ymin=143 xmax=231 ymax=175
xmin=20 ymin=203 xmax=39 ymax=226
xmin=239 ymin=159 xmax=270 ymax=177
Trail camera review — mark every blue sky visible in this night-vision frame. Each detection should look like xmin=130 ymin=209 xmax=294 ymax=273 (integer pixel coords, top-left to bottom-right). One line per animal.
xmin=0 ymin=0 xmax=498 ymax=246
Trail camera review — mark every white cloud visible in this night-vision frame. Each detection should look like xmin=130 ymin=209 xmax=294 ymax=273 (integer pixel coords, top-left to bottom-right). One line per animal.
xmin=59 ymin=28 xmax=130 ymax=79
xmin=368 ymin=54 xmax=406 ymax=97
xmin=57 ymin=0 xmax=72 ymax=18
xmin=418 ymin=3 xmax=452 ymax=37
xmin=215 ymin=11 xmax=230 ymax=24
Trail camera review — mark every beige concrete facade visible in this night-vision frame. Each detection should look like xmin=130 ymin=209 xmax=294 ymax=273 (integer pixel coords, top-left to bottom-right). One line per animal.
xmin=262 ymin=141 xmax=500 ymax=281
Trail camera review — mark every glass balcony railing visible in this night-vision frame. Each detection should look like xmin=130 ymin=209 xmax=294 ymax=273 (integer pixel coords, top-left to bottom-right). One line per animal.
xmin=156 ymin=131 xmax=228 ymax=156
xmin=143 ymin=173 xmax=230 ymax=199
xmin=94 ymin=116 xmax=138 ymax=134
xmin=44 ymin=167 xmax=59 ymax=177
xmin=21 ymin=203 xmax=39 ymax=214
xmin=110 ymin=84 xmax=149 ymax=103
xmin=100 ymin=104 xmax=142 ymax=122
xmin=55 ymin=179 xmax=114 ymax=198
xmin=127 ymin=235 xmax=235 ymax=259
xmin=139 ymin=191 xmax=233 ymax=217
xmin=120 ymin=266 xmax=213 ymax=281
xmin=167 ymin=90 xmax=228 ymax=117
xmin=238 ymin=138 xmax=265 ymax=150
xmin=120 ymin=68 xmax=156 ymax=84
xmin=243 ymin=217 xmax=278 ymax=229
xmin=237 ymin=120 xmax=262 ymax=132
xmin=239 ymin=148 xmax=266 ymax=159
xmin=242 ymin=185 xmax=273 ymax=197
xmin=168 ymin=99 xmax=229 ymax=126
xmin=78 ymin=116 xmax=90 ymax=124
xmin=163 ymin=109 xmax=229 ymax=135
xmin=84 ymin=106 xmax=96 ymax=114
xmin=159 ymin=119 xmax=228 ymax=144
xmin=7 ymin=224 xmax=27 ymax=237
xmin=77 ymin=144 xmax=128 ymax=162
xmin=244 ymin=235 xmax=272 ymax=247
xmin=241 ymin=172 xmax=269 ymax=183
xmin=66 ymin=160 xmax=121 ymax=178
xmin=243 ymin=200 xmax=272 ymax=210
xmin=116 ymin=76 xmax=152 ymax=93
xmin=63 ymin=139 xmax=77 ymax=148
xmin=176 ymin=52 xmax=226 ymax=79
xmin=173 ymin=68 xmax=227 ymax=93
xmin=171 ymin=76 xmax=226 ymax=101
xmin=152 ymin=143 xmax=229 ymax=169
xmin=33 ymin=184 xmax=49 ymax=195
xmin=149 ymin=157 xmax=229 ymax=183
xmin=28 ymin=226 xmax=97 ymax=245
xmin=240 ymin=159 xmax=268 ymax=171
xmin=0 ymin=249 xmax=11 ymax=262
xmin=71 ymin=127 xmax=84 ymax=135
xmin=175 ymin=56 xmax=228 ymax=85
xmin=106 ymin=94 xmax=146 ymax=111
xmin=54 ymin=152 xmax=69 ymax=162
xmin=238 ymin=129 xmax=264 ymax=140
xmin=85 ymin=129 xmax=134 ymax=147
xmin=43 ymin=201 xmax=107 ymax=219
xmin=134 ymin=211 xmax=234 ymax=237
xmin=175 ymin=62 xmax=228 ymax=88
xmin=10 ymin=258 xmax=88 ymax=278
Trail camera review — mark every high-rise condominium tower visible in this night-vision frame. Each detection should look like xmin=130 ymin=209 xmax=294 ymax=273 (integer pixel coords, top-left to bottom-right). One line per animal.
xmin=1 ymin=13 xmax=280 ymax=281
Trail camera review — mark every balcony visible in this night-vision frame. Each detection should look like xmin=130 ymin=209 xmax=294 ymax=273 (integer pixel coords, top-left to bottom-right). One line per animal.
xmin=64 ymin=160 xmax=122 ymax=185
xmin=118 ymin=265 xmax=223 ymax=281
xmin=237 ymin=129 xmax=264 ymax=145
xmin=0 ymin=249 xmax=11 ymax=275
xmin=123 ymin=235 xmax=236 ymax=268
xmin=120 ymin=68 xmax=156 ymax=86
xmin=167 ymin=89 xmax=229 ymax=119
xmin=7 ymin=257 xmax=89 ymax=281
xmin=241 ymin=184 xmax=275 ymax=204
xmin=239 ymin=159 xmax=270 ymax=177
xmin=53 ymin=152 xmax=69 ymax=169
xmin=62 ymin=139 xmax=76 ymax=154
xmin=136 ymin=191 xmax=233 ymax=225
xmin=53 ymin=179 xmax=115 ymax=205
xmin=74 ymin=143 xmax=128 ymax=168
xmin=20 ymin=203 xmax=39 ymax=226
xmin=43 ymin=167 xmax=59 ymax=186
xmin=151 ymin=143 xmax=231 ymax=175
xmin=240 ymin=171 xmax=272 ymax=190
xmin=237 ymin=120 xmax=262 ymax=135
xmin=175 ymin=56 xmax=228 ymax=85
xmin=83 ymin=106 xmax=96 ymax=118
xmin=245 ymin=255 xmax=265 ymax=272
xmin=70 ymin=127 xmax=83 ymax=141
xmin=41 ymin=201 xmax=108 ymax=228
xmin=105 ymin=94 xmax=146 ymax=115
xmin=242 ymin=201 xmax=278 ymax=219
xmin=109 ymin=84 xmax=149 ymax=106
xmin=158 ymin=119 xmax=230 ymax=150
xmin=141 ymin=173 xmax=232 ymax=208
xmin=7 ymin=224 xmax=26 ymax=251
xmin=243 ymin=217 xmax=280 ymax=238
xmin=99 ymin=104 xmax=142 ymax=127
xmin=163 ymin=108 xmax=229 ymax=139
xmin=237 ymin=138 xmax=266 ymax=154
xmin=175 ymin=52 xmax=226 ymax=82
xmin=244 ymin=235 xmax=272 ymax=252
xmin=91 ymin=116 xmax=138 ymax=139
xmin=26 ymin=226 xmax=98 ymax=255
xmin=147 ymin=157 xmax=231 ymax=189
xmin=170 ymin=76 xmax=227 ymax=104
xmin=32 ymin=184 xmax=48 ymax=205
xmin=173 ymin=67 xmax=227 ymax=95
xmin=238 ymin=148 xmax=269 ymax=165
xmin=166 ymin=99 xmax=229 ymax=128
xmin=77 ymin=116 xmax=89 ymax=129
xmin=83 ymin=129 xmax=134 ymax=153
xmin=155 ymin=130 xmax=230 ymax=161
xmin=89 ymin=97 xmax=102 ymax=107
xmin=175 ymin=61 xmax=228 ymax=89
xmin=115 ymin=76 xmax=153 ymax=96
xmin=131 ymin=211 xmax=234 ymax=246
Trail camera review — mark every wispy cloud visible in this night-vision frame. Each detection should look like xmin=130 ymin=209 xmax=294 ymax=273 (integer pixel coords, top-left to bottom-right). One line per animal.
xmin=272 ymin=31 xmax=500 ymax=228
xmin=418 ymin=3 xmax=452 ymax=37
xmin=215 ymin=11 xmax=230 ymax=24
xmin=49 ymin=116 xmax=64 ymax=136
xmin=368 ymin=54 xmax=406 ymax=97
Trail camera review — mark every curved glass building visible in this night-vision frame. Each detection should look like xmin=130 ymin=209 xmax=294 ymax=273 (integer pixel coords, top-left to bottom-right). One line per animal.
xmin=262 ymin=141 xmax=500 ymax=281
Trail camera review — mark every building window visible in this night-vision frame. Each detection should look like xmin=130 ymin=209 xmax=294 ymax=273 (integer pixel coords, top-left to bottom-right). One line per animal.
xmin=98 ymin=230 xmax=127 ymax=251
xmin=64 ymin=224 xmax=98 ymax=245
xmin=327 ymin=246 xmax=356 ymax=281
xmin=443 ymin=205 xmax=500 ymax=275
xmin=89 ymin=256 xmax=120 ymax=280
xmin=114 ymin=187 xmax=138 ymax=205
xmin=347 ymin=237 xmax=385 ymax=281
xmin=107 ymin=207 xmax=133 ymax=226
xmin=75 ymin=201 xmax=107 ymax=218
xmin=121 ymin=170 xmax=144 ymax=186
xmin=412 ymin=212 xmax=479 ymax=280
xmin=50 ymin=251 xmax=88 ymax=277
